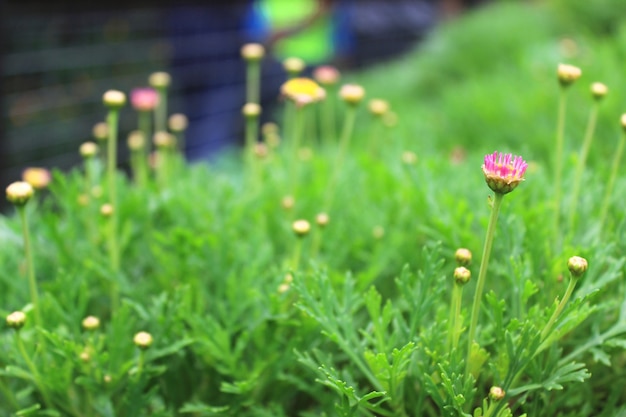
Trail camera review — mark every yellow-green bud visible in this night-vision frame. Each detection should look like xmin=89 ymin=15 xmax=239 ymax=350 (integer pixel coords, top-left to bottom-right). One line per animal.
xmin=149 ymin=71 xmax=171 ymax=89
xmin=22 ymin=167 xmax=51 ymax=190
xmin=242 ymin=103 xmax=261 ymax=118
xmin=100 ymin=203 xmax=114 ymax=217
xmin=489 ymin=386 xmax=505 ymax=401
xmin=567 ymin=256 xmax=588 ymax=279
xmin=590 ymin=82 xmax=608 ymax=100
xmin=153 ymin=131 xmax=176 ymax=149
xmin=315 ymin=212 xmax=329 ymax=228
xmin=6 ymin=181 xmax=34 ymax=206
xmin=241 ymin=43 xmax=265 ymax=61
xmin=80 ymin=141 xmax=99 ymax=158
xmin=454 ymin=248 xmax=472 ymax=267
xmin=453 ymin=266 xmax=471 ymax=285
xmin=82 ymin=315 xmax=100 ymax=331
xmin=401 ymin=151 xmax=418 ymax=165
xmin=281 ymin=195 xmax=295 ymax=211
xmin=168 ymin=113 xmax=188 ymax=132
xmin=620 ymin=114 xmax=626 ymax=131
xmin=92 ymin=122 xmax=108 ymax=141
xmin=102 ymin=90 xmax=126 ymax=108
xmin=339 ymin=84 xmax=365 ymax=106
xmin=127 ymin=131 xmax=146 ymax=151
xmin=292 ymin=219 xmax=311 ymax=237
xmin=262 ymin=122 xmax=279 ymax=136
xmin=133 ymin=331 xmax=153 ymax=349
xmin=372 ymin=225 xmax=385 ymax=239
xmin=283 ymin=57 xmax=305 ymax=75
xmin=557 ymin=63 xmax=581 ymax=87
xmin=368 ymin=99 xmax=389 ymax=116
xmin=6 ymin=311 xmax=26 ymax=330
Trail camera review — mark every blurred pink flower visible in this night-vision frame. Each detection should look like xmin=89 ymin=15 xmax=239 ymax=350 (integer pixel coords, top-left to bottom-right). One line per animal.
xmin=131 ymin=88 xmax=159 ymax=111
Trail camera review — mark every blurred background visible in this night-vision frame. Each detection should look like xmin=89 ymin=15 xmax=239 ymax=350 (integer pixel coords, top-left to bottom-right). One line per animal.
xmin=0 ymin=0 xmax=486 ymax=190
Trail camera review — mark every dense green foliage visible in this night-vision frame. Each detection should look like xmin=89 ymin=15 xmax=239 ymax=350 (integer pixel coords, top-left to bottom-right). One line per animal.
xmin=2 ymin=1 xmax=626 ymax=416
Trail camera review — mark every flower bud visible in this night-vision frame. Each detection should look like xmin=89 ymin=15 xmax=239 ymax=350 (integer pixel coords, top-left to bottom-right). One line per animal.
xmin=281 ymin=195 xmax=295 ymax=211
xmin=292 ymin=219 xmax=311 ymax=237
xmin=133 ymin=331 xmax=153 ymax=349
xmin=241 ymin=43 xmax=265 ymax=61
xmin=79 ymin=350 xmax=91 ymax=363
xmin=93 ymin=122 xmax=109 ymax=141
xmin=102 ymin=90 xmax=126 ymax=109
xmin=621 ymin=114 xmax=626 ymax=131
xmin=489 ymin=386 xmax=505 ymax=401
xmin=401 ymin=151 xmax=418 ymax=165
xmin=6 ymin=311 xmax=26 ymax=330
xmin=454 ymin=248 xmax=472 ymax=267
xmin=567 ymin=256 xmax=588 ymax=279
xmin=127 ymin=131 xmax=146 ymax=151
xmin=339 ymin=84 xmax=365 ymax=106
xmin=100 ymin=203 xmax=114 ymax=217
xmin=262 ymin=122 xmax=279 ymax=136
xmin=168 ymin=113 xmax=188 ymax=132
xmin=557 ymin=63 xmax=582 ymax=87
xmin=6 ymin=181 xmax=34 ymax=206
xmin=453 ymin=267 xmax=471 ymax=285
xmin=283 ymin=57 xmax=305 ymax=75
xmin=315 ymin=212 xmax=329 ymax=228
xmin=130 ymin=87 xmax=159 ymax=111
xmin=254 ymin=143 xmax=268 ymax=159
xmin=77 ymin=194 xmax=90 ymax=206
xmin=22 ymin=167 xmax=51 ymax=190
xmin=153 ymin=131 xmax=176 ymax=149
xmin=277 ymin=283 xmax=290 ymax=293
xmin=80 ymin=142 xmax=99 ymax=158
xmin=590 ymin=82 xmax=608 ymax=101
xmin=313 ymin=65 xmax=340 ymax=86
xmin=82 ymin=315 xmax=100 ymax=331
xmin=242 ymin=103 xmax=261 ymax=118
xmin=148 ymin=71 xmax=171 ymax=89
xmin=368 ymin=99 xmax=389 ymax=116
xmin=372 ymin=225 xmax=385 ymax=239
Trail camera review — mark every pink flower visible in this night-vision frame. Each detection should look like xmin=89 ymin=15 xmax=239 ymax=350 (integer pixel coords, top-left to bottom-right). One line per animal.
xmin=131 ymin=88 xmax=159 ymax=111
xmin=482 ymin=151 xmax=528 ymax=194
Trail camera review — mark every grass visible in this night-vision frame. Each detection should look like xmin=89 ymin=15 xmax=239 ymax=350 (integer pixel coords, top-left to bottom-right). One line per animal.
xmin=2 ymin=1 xmax=626 ymax=416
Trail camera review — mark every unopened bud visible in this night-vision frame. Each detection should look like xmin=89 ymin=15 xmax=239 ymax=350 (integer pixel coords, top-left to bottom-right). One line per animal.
xmin=93 ymin=122 xmax=109 ymax=141
xmin=313 ymin=65 xmax=340 ymax=86
xmin=368 ymin=99 xmax=389 ymax=116
xmin=80 ymin=142 xmax=99 ymax=158
xmin=453 ymin=267 xmax=471 ymax=285
xmin=6 ymin=181 xmax=34 ymax=206
xmin=454 ymin=248 xmax=472 ymax=267
xmin=281 ymin=195 xmax=295 ymax=211
xmin=315 ymin=212 xmax=329 ymax=228
xmin=168 ymin=113 xmax=188 ymax=132
xmin=590 ymin=82 xmax=608 ymax=100
xmin=153 ymin=131 xmax=176 ymax=149
xmin=6 ymin=311 xmax=26 ymax=330
xmin=620 ymin=114 xmax=626 ymax=131
xmin=100 ymin=203 xmax=114 ymax=217
xmin=22 ymin=167 xmax=51 ymax=190
xmin=489 ymin=386 xmax=505 ymax=401
xmin=567 ymin=256 xmax=588 ymax=279
xmin=127 ymin=131 xmax=146 ymax=151
xmin=241 ymin=43 xmax=265 ymax=61
xmin=242 ymin=103 xmax=261 ymax=118
xmin=283 ymin=57 xmax=305 ymax=75
xmin=401 ymin=151 xmax=418 ymax=165
xmin=557 ymin=63 xmax=581 ymax=87
xmin=148 ymin=72 xmax=171 ymax=89
xmin=133 ymin=331 xmax=153 ymax=349
xmin=103 ymin=90 xmax=126 ymax=109
xmin=82 ymin=315 xmax=100 ymax=331
xmin=292 ymin=220 xmax=311 ymax=237
xmin=339 ymin=84 xmax=365 ymax=106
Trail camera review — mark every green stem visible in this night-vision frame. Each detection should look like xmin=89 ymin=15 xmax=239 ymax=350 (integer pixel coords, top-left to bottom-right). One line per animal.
xmin=106 ymin=109 xmax=120 ymax=311
xmin=324 ymin=105 xmax=358 ymax=212
xmin=246 ymin=61 xmax=261 ymax=104
xmin=568 ymin=102 xmax=600 ymax=232
xmin=310 ymin=228 xmax=323 ymax=259
xmin=598 ymin=129 xmax=626 ymax=230
xmin=154 ymin=87 xmax=168 ymax=134
xmin=15 ymin=332 xmax=52 ymax=408
xmin=553 ymin=88 xmax=567 ymax=248
xmin=320 ymin=93 xmax=335 ymax=146
xmin=137 ymin=111 xmax=151 ymax=186
xmin=18 ymin=207 xmax=42 ymax=330
xmin=466 ymin=193 xmax=504 ymax=376
xmin=136 ymin=350 xmax=146 ymax=380
xmin=291 ymin=239 xmax=303 ymax=271
xmin=368 ymin=119 xmax=383 ymax=157
xmin=289 ymin=106 xmax=305 ymax=194
xmin=449 ymin=284 xmax=464 ymax=350
xmin=540 ymin=276 xmax=579 ymax=341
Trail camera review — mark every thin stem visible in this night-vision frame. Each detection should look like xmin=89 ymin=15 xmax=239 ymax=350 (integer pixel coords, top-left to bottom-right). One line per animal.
xmin=291 ymin=239 xmax=303 ymax=271
xmin=598 ymin=129 xmax=626 ymax=230
xmin=553 ymin=88 xmax=567 ymax=248
xmin=106 ymin=109 xmax=121 ymax=311
xmin=568 ymin=102 xmax=600 ymax=232
xmin=136 ymin=350 xmax=146 ymax=380
xmin=320 ymin=92 xmax=335 ymax=146
xmin=451 ymin=284 xmax=463 ymax=350
xmin=137 ymin=111 xmax=151 ymax=186
xmin=289 ymin=106 xmax=306 ymax=194
xmin=246 ymin=61 xmax=261 ymax=104
xmin=154 ymin=87 xmax=168 ymax=133
xmin=368 ymin=118 xmax=383 ymax=157
xmin=15 ymin=332 xmax=52 ymax=408
xmin=540 ymin=276 xmax=579 ymax=341
xmin=466 ymin=192 xmax=504 ymax=376
xmin=310 ymin=228 xmax=323 ymax=259
xmin=18 ymin=207 xmax=42 ymax=330
xmin=324 ymin=105 xmax=358 ymax=212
